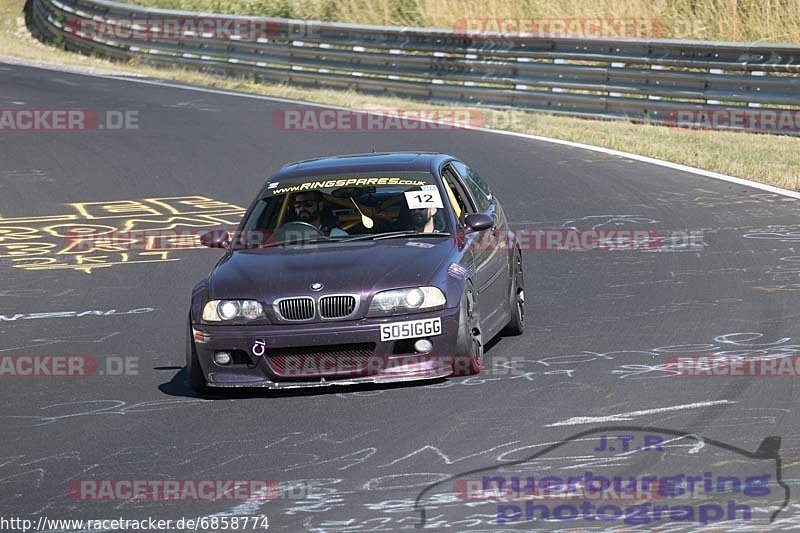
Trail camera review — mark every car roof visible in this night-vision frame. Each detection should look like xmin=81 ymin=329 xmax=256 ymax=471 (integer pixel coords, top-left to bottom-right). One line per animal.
xmin=270 ymin=152 xmax=454 ymax=181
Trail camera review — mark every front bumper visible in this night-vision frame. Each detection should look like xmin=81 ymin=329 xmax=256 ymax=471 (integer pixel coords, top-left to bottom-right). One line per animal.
xmin=191 ymin=306 xmax=462 ymax=388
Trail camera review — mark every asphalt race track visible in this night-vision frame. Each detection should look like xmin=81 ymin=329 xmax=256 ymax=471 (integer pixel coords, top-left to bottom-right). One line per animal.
xmin=1 ymin=62 xmax=799 ymax=532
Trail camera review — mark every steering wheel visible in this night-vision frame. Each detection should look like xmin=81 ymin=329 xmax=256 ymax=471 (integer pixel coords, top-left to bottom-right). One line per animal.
xmin=271 ymin=221 xmax=325 ymax=243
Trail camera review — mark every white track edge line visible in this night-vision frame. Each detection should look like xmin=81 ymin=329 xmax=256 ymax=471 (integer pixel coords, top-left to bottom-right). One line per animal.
xmin=4 ymin=58 xmax=800 ymax=201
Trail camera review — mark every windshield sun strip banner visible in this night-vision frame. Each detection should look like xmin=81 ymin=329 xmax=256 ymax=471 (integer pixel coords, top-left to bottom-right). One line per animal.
xmin=269 ymin=177 xmax=429 ymax=195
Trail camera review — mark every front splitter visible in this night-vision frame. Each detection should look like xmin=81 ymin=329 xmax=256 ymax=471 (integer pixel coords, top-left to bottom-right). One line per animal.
xmin=205 ymin=368 xmax=453 ymax=389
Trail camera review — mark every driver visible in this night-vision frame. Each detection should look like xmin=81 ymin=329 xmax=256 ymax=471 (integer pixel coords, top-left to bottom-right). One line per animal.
xmin=410 ymin=206 xmax=438 ymax=233
xmin=292 ymin=191 xmax=348 ymax=236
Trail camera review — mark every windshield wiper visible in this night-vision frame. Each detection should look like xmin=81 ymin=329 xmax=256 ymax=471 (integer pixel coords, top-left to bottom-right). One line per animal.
xmin=256 ymin=236 xmax=340 ymax=249
xmin=342 ymin=230 xmax=451 ymax=242
xmin=373 ymin=231 xmax=451 ymax=240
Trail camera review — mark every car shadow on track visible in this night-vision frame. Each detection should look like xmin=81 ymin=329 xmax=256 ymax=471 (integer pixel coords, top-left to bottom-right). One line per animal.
xmin=157 ymin=337 xmax=504 ymax=400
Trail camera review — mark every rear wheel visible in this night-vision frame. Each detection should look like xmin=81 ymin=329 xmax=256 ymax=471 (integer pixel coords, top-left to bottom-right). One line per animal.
xmin=454 ymin=281 xmax=483 ymax=376
xmin=186 ymin=318 xmax=211 ymax=394
xmin=503 ymin=250 xmax=525 ymax=335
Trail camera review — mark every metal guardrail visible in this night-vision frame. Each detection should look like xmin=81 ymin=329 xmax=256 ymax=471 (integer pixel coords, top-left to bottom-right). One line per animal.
xmin=24 ymin=0 xmax=800 ymax=134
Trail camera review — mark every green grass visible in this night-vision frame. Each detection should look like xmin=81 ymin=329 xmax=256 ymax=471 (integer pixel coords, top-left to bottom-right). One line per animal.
xmin=1 ymin=0 xmax=799 ymax=191
xmin=126 ymin=0 xmax=800 ymax=42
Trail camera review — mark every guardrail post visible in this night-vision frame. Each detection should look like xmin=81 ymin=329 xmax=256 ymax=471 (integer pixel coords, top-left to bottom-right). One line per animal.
xmin=25 ymin=0 xmax=800 ymax=135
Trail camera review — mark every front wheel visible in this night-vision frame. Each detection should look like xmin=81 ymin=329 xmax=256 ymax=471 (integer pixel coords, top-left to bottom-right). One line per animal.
xmin=186 ymin=318 xmax=211 ymax=394
xmin=454 ymin=281 xmax=483 ymax=376
xmin=502 ymin=250 xmax=525 ymax=336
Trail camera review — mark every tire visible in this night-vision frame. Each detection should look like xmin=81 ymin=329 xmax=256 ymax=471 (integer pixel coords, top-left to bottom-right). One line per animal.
xmin=502 ymin=250 xmax=525 ymax=336
xmin=454 ymin=281 xmax=484 ymax=376
xmin=186 ymin=318 xmax=211 ymax=394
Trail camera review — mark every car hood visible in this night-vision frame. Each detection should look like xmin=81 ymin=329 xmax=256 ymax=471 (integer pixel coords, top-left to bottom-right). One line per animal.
xmin=208 ymin=238 xmax=454 ymax=300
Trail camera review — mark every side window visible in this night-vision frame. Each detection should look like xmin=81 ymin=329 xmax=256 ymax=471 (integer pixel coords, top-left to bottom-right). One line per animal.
xmin=452 ymin=161 xmax=493 ymax=212
xmin=441 ymin=165 xmax=476 ymax=226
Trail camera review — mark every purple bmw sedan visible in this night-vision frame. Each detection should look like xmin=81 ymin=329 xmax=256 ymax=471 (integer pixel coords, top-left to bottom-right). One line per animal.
xmin=186 ymin=152 xmax=524 ymax=392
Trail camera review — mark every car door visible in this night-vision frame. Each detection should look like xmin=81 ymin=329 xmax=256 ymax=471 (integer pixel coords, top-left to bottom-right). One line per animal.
xmin=442 ymin=162 xmax=507 ymax=330
xmin=449 ymin=161 xmax=510 ymax=332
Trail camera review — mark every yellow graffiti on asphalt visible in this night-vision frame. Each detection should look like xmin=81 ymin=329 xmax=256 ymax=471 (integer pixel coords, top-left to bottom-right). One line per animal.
xmin=753 ymin=284 xmax=800 ymax=293
xmin=0 ymin=196 xmax=245 ymax=274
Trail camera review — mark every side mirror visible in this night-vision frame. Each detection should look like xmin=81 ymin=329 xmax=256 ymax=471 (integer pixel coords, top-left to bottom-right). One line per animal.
xmin=464 ymin=213 xmax=493 ymax=232
xmin=200 ymin=230 xmax=230 ymax=249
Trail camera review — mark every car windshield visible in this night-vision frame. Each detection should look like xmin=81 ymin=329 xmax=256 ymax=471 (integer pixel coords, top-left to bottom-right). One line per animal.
xmin=232 ymin=172 xmax=452 ymax=248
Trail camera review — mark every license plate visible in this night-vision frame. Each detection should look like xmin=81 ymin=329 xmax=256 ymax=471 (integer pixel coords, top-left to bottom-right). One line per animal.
xmin=380 ymin=317 xmax=442 ymax=341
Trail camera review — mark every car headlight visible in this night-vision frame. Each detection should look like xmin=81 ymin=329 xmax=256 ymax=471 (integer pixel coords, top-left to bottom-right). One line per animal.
xmin=202 ymin=300 xmax=264 ymax=321
xmin=369 ymin=287 xmax=446 ymax=315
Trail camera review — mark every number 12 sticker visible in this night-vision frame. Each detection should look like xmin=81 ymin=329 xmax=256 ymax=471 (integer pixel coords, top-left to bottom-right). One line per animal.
xmin=405 ymin=185 xmax=444 ymax=209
